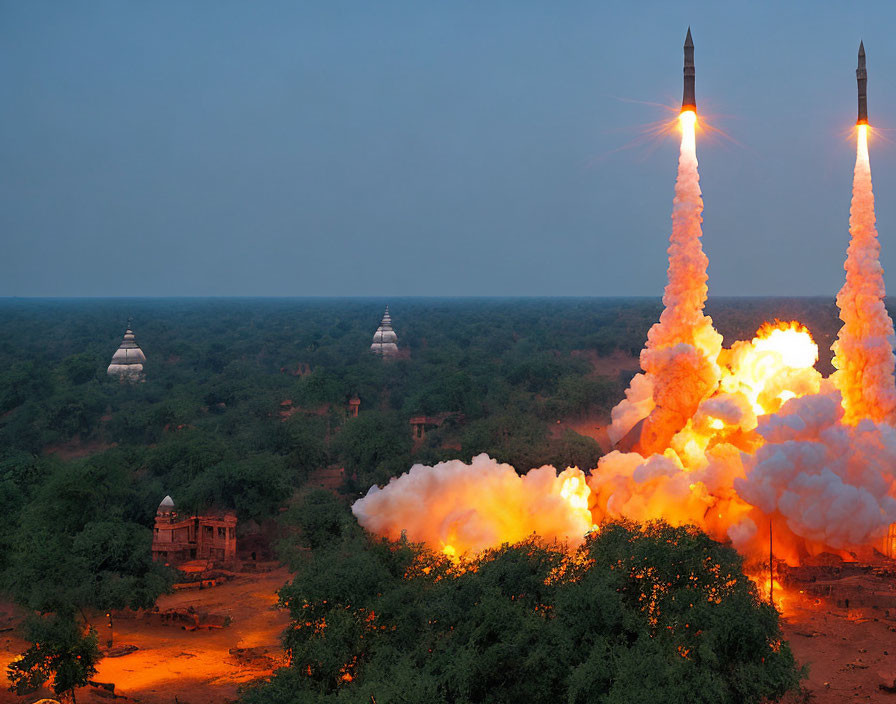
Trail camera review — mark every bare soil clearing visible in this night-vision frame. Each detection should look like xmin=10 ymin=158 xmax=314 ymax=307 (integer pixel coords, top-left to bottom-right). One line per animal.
xmin=0 ymin=567 xmax=291 ymax=704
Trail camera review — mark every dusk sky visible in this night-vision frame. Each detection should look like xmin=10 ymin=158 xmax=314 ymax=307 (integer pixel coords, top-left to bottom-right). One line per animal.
xmin=2 ymin=1 xmax=894 ymax=297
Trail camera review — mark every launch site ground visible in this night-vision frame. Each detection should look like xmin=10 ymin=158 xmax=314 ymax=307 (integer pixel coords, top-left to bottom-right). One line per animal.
xmin=0 ymin=562 xmax=894 ymax=703
xmin=0 ymin=566 xmax=291 ymax=704
xmin=781 ymin=582 xmax=896 ymax=702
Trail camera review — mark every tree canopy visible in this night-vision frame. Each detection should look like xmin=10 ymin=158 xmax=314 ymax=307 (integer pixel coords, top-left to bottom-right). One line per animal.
xmin=7 ymin=613 xmax=101 ymax=699
xmin=244 ymin=520 xmax=802 ymax=704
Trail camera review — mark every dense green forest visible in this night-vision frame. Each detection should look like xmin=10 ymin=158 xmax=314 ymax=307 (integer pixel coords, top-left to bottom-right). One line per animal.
xmin=0 ymin=297 xmax=836 ymax=698
xmin=0 ymin=296 xmax=845 ymax=518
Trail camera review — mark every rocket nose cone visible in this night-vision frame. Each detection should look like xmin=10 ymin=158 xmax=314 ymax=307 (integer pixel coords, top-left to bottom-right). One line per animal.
xmin=684 ymin=27 xmax=693 ymax=47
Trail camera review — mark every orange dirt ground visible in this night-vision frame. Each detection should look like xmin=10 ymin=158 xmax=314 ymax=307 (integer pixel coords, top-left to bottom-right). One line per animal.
xmin=0 ymin=566 xmax=292 ymax=704
xmin=780 ymin=589 xmax=896 ymax=703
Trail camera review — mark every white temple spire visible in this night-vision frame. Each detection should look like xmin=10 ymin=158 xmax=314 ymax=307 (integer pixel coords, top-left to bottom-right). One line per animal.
xmin=107 ymin=321 xmax=146 ymax=381
xmin=370 ymin=306 xmax=399 ymax=356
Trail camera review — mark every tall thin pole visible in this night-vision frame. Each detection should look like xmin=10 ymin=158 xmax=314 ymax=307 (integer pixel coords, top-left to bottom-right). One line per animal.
xmin=769 ymin=521 xmax=774 ymax=606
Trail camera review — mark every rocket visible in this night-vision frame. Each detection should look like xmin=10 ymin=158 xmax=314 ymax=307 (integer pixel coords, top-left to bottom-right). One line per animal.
xmin=682 ymin=27 xmax=696 ymax=113
xmin=857 ymin=40 xmax=868 ymax=125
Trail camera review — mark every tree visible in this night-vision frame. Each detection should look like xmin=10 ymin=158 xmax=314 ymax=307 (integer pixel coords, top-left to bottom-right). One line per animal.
xmin=242 ymin=522 xmax=802 ymax=704
xmin=61 ymin=353 xmax=101 ymax=386
xmin=547 ymin=428 xmax=603 ymax=471
xmin=7 ymin=612 xmax=100 ymax=702
xmin=280 ymin=415 xmax=330 ymax=477
xmin=279 ymin=489 xmax=352 ymax=556
xmin=2 ymin=455 xmax=172 ymax=701
xmin=180 ymin=455 xmax=291 ymax=521
xmin=332 ymin=410 xmax=411 ymax=490
xmin=1 ymin=456 xmax=173 ymax=622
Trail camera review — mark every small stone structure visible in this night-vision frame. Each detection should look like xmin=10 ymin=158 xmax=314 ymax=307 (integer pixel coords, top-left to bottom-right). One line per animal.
xmin=348 ymin=395 xmax=361 ymax=418
xmin=409 ymin=412 xmax=465 ymax=441
xmin=151 ymin=495 xmax=237 ymax=565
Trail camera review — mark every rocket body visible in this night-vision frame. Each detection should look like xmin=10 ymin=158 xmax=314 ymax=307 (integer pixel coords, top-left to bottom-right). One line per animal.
xmin=857 ymin=41 xmax=868 ymax=125
xmin=682 ymin=28 xmax=696 ymax=113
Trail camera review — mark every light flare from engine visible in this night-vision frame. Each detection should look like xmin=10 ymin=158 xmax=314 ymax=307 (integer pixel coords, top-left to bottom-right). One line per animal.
xmin=679 ymin=108 xmax=696 ymax=143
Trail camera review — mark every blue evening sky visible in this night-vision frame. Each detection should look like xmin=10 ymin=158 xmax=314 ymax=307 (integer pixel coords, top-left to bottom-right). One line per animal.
xmin=0 ymin=1 xmax=892 ymax=296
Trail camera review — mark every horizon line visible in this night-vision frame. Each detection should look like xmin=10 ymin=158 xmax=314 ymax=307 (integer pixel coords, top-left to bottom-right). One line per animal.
xmin=0 ymin=294 xmax=847 ymax=302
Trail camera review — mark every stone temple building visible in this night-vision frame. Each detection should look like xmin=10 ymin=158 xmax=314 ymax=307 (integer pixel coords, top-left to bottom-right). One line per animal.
xmin=370 ymin=306 xmax=399 ymax=357
xmin=107 ymin=323 xmax=146 ymax=381
xmin=151 ymin=495 xmax=237 ymax=565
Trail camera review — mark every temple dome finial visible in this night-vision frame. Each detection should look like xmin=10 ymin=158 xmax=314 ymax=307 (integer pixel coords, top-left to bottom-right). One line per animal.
xmin=370 ymin=306 xmax=399 ymax=356
xmin=107 ymin=321 xmax=146 ymax=381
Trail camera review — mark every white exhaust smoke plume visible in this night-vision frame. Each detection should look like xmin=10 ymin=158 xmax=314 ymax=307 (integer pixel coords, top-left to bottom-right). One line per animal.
xmin=610 ymin=111 xmax=722 ymax=453
xmin=831 ymin=124 xmax=896 ymax=424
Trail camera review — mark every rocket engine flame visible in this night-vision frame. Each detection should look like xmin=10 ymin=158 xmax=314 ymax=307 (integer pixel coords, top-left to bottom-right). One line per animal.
xmin=831 ymin=123 xmax=896 ymax=424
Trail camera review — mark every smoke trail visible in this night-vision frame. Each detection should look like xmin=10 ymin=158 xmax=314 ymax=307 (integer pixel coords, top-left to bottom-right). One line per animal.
xmin=610 ymin=111 xmax=722 ymax=451
xmin=831 ymin=125 xmax=896 ymax=424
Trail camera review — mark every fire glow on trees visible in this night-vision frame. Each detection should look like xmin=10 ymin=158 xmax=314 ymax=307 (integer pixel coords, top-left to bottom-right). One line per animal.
xmin=353 ymin=72 xmax=896 ymax=570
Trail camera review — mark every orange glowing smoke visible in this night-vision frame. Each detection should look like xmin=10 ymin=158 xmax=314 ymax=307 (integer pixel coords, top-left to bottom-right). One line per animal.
xmin=351 ymin=317 xmax=854 ymax=565
xmin=352 ymin=455 xmax=594 ymax=559
xmin=717 ymin=320 xmax=821 ymax=419
xmin=831 ymin=124 xmax=896 ymax=424
xmin=592 ymin=320 xmax=824 ymax=560
xmin=610 ymin=110 xmax=722 ymax=456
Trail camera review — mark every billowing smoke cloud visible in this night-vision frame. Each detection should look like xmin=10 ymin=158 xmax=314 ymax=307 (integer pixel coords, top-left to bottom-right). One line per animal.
xmin=610 ymin=111 xmax=722 ymax=453
xmin=735 ymin=390 xmax=896 ymax=551
xmin=831 ymin=125 xmax=896 ymax=424
xmin=351 ymin=454 xmax=593 ymax=558
xmin=588 ymin=442 xmax=750 ymax=541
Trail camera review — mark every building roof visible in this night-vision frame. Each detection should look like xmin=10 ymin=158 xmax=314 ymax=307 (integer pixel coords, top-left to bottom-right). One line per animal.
xmin=108 ymin=324 xmax=147 ymax=380
xmin=370 ymin=306 xmax=399 ymax=356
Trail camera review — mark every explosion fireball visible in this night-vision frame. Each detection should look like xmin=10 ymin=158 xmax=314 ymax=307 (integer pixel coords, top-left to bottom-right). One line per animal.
xmin=352 ymin=37 xmax=896 ymax=570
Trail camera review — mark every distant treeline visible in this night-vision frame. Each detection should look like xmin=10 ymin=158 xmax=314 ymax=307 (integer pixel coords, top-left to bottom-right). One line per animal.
xmin=0 ymin=297 xmax=657 ymax=520
xmin=0 ymin=297 xmax=846 ymax=515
